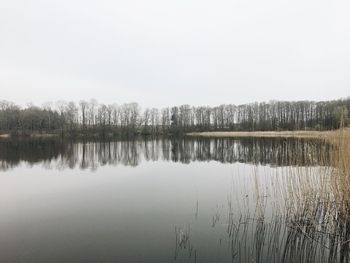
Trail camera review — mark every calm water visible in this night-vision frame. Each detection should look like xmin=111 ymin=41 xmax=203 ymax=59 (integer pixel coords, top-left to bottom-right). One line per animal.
xmin=0 ymin=137 xmax=329 ymax=263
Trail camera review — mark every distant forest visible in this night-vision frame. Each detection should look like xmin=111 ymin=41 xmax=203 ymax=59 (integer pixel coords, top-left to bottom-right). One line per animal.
xmin=0 ymin=98 xmax=349 ymax=137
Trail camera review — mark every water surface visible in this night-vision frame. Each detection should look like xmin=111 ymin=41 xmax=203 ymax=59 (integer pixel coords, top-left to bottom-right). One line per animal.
xmin=0 ymin=137 xmax=329 ymax=262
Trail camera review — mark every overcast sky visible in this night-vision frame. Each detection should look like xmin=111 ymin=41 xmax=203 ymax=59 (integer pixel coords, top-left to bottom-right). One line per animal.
xmin=1 ymin=0 xmax=349 ymax=108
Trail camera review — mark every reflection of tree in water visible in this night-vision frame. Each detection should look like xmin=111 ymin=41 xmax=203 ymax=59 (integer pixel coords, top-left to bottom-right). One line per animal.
xmin=170 ymin=137 xmax=330 ymax=167
xmin=0 ymin=139 xmax=67 ymax=171
xmin=0 ymin=138 xmax=330 ymax=171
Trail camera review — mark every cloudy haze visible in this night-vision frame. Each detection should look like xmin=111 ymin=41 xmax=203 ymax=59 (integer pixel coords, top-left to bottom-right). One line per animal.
xmin=1 ymin=0 xmax=349 ymax=108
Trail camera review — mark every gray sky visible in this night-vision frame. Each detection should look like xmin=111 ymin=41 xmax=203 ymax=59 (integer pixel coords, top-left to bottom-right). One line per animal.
xmin=1 ymin=0 xmax=349 ymax=108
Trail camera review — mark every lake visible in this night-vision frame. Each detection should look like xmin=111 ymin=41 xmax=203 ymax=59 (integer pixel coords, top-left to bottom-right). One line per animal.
xmin=0 ymin=137 xmax=335 ymax=262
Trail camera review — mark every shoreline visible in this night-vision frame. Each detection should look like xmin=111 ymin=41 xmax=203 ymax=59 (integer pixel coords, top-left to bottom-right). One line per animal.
xmin=0 ymin=133 xmax=58 ymax=139
xmin=186 ymin=130 xmax=337 ymax=139
xmin=1 ymin=129 xmax=347 ymax=140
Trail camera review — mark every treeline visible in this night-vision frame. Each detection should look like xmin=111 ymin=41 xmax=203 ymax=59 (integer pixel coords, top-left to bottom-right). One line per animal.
xmin=0 ymin=98 xmax=349 ymax=137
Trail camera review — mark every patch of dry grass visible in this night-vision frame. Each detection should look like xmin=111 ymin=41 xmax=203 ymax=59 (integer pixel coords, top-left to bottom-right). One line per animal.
xmin=187 ymin=130 xmax=342 ymax=139
xmin=30 ymin=133 xmax=58 ymax=138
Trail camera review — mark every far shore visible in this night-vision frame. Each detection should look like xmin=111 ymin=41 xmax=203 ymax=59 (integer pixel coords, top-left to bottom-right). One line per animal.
xmin=186 ymin=130 xmax=340 ymax=139
xmin=0 ymin=133 xmax=58 ymax=139
xmin=1 ymin=129 xmax=348 ymax=140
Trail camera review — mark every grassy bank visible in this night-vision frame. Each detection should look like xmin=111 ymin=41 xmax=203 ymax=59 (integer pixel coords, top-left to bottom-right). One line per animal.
xmin=186 ymin=130 xmax=342 ymax=139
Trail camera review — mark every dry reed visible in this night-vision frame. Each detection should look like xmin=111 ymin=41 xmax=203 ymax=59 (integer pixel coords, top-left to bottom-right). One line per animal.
xmin=222 ymin=128 xmax=350 ymax=262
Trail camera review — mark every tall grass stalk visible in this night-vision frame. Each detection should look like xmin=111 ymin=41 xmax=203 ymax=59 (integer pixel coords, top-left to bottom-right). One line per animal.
xmin=225 ymin=129 xmax=350 ymax=262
